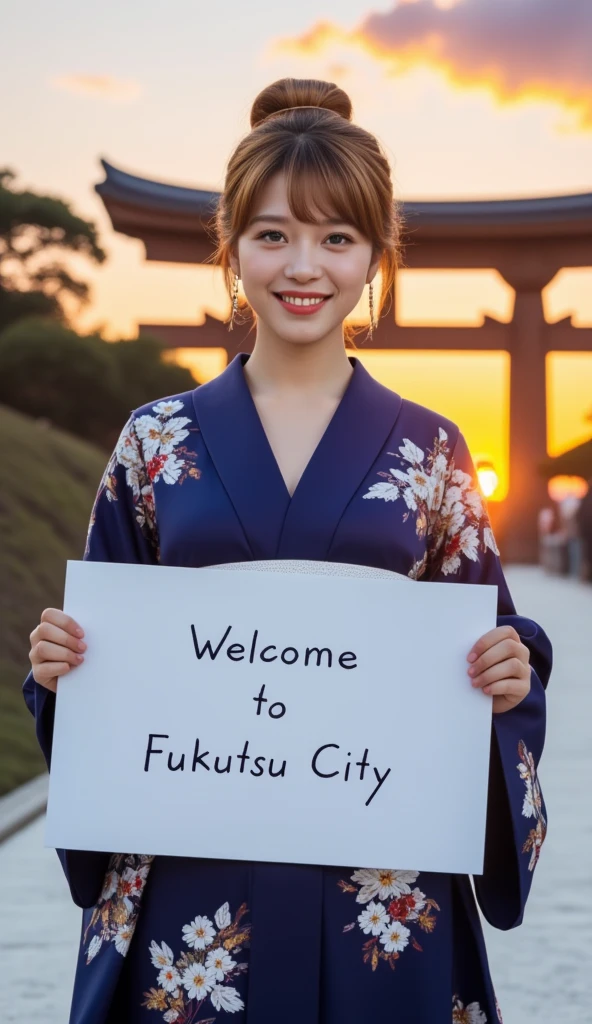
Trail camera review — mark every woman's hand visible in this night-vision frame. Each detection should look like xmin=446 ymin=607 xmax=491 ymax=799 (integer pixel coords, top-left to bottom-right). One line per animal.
xmin=467 ymin=625 xmax=531 ymax=714
xmin=29 ymin=608 xmax=86 ymax=693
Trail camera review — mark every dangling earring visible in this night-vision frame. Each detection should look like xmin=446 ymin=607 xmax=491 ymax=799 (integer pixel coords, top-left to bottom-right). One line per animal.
xmin=367 ymin=281 xmax=376 ymax=341
xmin=229 ymin=273 xmax=240 ymax=331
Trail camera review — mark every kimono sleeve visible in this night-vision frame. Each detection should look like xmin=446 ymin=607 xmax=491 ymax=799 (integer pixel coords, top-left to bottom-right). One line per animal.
xmin=428 ymin=429 xmax=552 ymax=930
xmin=22 ymin=412 xmax=158 ymax=908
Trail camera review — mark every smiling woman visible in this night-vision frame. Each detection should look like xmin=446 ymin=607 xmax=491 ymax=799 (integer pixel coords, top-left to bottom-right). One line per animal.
xmin=23 ymin=75 xmax=551 ymax=1024
xmin=213 ymin=77 xmax=401 ymax=347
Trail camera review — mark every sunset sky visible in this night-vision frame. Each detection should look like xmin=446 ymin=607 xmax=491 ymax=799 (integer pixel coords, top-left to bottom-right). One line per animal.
xmin=4 ymin=0 xmax=592 ymax=497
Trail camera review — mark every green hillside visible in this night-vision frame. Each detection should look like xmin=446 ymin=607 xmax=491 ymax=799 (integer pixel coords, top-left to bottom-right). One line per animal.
xmin=0 ymin=404 xmax=108 ymax=795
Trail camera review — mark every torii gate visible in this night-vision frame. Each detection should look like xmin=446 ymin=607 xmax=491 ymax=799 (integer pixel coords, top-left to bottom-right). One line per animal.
xmin=96 ymin=159 xmax=592 ymax=562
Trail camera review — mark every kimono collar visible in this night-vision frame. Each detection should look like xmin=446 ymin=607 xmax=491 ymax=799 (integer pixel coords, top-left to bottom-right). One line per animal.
xmin=192 ymin=353 xmax=402 ymax=561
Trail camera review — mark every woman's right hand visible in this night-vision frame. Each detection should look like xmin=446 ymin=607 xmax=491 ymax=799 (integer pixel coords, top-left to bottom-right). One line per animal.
xmin=29 ymin=608 xmax=87 ymax=693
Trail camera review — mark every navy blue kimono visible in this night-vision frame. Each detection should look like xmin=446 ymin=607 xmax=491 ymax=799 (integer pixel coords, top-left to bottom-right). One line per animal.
xmin=23 ymin=353 xmax=551 ymax=1024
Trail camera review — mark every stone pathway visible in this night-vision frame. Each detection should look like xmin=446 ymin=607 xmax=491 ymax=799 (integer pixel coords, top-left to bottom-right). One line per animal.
xmin=0 ymin=567 xmax=590 ymax=1022
xmin=0 ymin=815 xmax=79 ymax=1021
xmin=483 ymin=567 xmax=592 ymax=1024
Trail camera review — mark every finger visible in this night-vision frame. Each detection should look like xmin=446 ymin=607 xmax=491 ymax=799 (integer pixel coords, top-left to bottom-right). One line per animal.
xmin=40 ymin=607 xmax=85 ymax=638
xmin=32 ymin=662 xmax=72 ymax=691
xmin=468 ymin=639 xmax=528 ymax=677
xmin=482 ymin=678 xmax=530 ymax=698
xmin=467 ymin=625 xmax=519 ymax=662
xmin=31 ymin=640 xmax=84 ymax=668
xmin=31 ymin=621 xmax=87 ymax=654
xmin=471 ymin=657 xmax=528 ymax=689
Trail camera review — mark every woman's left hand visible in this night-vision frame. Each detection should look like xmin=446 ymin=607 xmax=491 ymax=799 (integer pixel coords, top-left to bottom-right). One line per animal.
xmin=467 ymin=625 xmax=531 ymax=714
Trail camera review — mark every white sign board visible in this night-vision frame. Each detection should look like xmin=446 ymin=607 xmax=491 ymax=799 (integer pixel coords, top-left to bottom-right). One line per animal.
xmin=45 ymin=560 xmax=497 ymax=874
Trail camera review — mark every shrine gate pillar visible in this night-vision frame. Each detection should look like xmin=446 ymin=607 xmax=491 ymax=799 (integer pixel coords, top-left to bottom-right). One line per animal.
xmin=498 ymin=267 xmax=555 ymax=563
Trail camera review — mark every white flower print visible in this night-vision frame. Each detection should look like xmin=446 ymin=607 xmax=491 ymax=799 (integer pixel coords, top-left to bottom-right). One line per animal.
xmin=214 ymin=901 xmax=232 ymax=929
xmin=357 ymin=900 xmax=390 ymax=936
xmin=517 ymin=741 xmax=546 ymax=871
xmin=364 ymin=480 xmax=400 ymax=502
xmin=399 ymin=439 xmax=424 ymax=464
xmin=100 ymin=871 xmax=118 ymax=901
xmin=83 ymin=854 xmax=154 ymax=965
xmin=363 ymin=427 xmax=499 ymax=580
xmin=182 ymin=914 xmax=216 ymax=950
xmin=86 ymin=935 xmax=103 ymax=963
xmin=116 ymin=418 xmax=142 ymax=463
xmin=135 ymin=414 xmax=191 ymax=460
xmin=452 ymin=995 xmax=488 ymax=1023
xmin=409 ymin=553 xmax=428 ymax=580
xmin=152 ymin=399 xmax=185 ymax=417
xmin=401 ymin=466 xmax=432 ymax=500
xmin=340 ymin=869 xmax=439 ymax=972
xmin=114 ymin=923 xmax=134 ymax=955
xmin=210 ymin=984 xmax=245 ymax=1013
xmin=146 ymin=451 xmax=184 ymax=486
xmin=206 ymin=948 xmax=236 ymax=981
xmin=142 ymin=900 xmax=250 ymax=1019
xmin=403 ymin=887 xmax=427 ymax=921
xmin=158 ymin=964 xmax=181 ymax=993
xmin=483 ymin=526 xmax=500 ymax=555
xmin=149 ymin=939 xmax=174 ymax=969
xmin=465 ymin=487 xmax=485 ymax=515
xmin=459 ymin=525 xmax=479 ymax=562
xmin=442 ymin=484 xmax=463 ymax=513
xmin=401 ymin=485 xmax=419 ymax=511
xmin=121 ymin=865 xmax=148 ymax=912
xmin=181 ymin=962 xmax=216 ymax=999
xmin=85 ymin=398 xmax=201 ymax=562
xmin=380 ymin=920 xmax=410 ymax=953
xmin=351 ymin=868 xmax=419 ymax=904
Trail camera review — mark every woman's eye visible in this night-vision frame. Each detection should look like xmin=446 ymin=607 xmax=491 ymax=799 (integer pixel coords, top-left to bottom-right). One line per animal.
xmin=257 ymin=230 xmax=353 ymax=245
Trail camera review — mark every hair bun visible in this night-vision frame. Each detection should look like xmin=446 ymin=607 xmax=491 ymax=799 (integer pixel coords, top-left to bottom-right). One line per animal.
xmin=250 ymin=77 xmax=353 ymax=129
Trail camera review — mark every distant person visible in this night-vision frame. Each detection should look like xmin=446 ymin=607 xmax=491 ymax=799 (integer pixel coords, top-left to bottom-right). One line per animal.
xmin=23 ymin=77 xmax=552 ymax=1024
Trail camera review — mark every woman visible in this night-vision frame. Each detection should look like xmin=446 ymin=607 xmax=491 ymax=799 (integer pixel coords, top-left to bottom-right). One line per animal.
xmin=24 ymin=77 xmax=551 ymax=1024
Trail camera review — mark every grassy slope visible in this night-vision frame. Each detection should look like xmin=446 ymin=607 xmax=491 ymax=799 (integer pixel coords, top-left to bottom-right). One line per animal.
xmin=0 ymin=404 xmax=108 ymax=795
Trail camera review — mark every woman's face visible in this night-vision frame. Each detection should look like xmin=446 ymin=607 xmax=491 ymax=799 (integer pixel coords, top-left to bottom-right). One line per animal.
xmin=231 ymin=171 xmax=380 ymax=347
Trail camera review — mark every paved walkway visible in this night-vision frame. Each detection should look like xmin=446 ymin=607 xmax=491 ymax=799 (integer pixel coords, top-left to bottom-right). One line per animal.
xmin=0 ymin=816 xmax=79 ymax=1021
xmin=0 ymin=568 xmax=590 ymax=1022
xmin=483 ymin=567 xmax=592 ymax=1023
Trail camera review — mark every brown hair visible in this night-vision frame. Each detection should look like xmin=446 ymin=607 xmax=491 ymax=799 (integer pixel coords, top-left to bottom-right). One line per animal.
xmin=212 ymin=77 xmax=403 ymax=341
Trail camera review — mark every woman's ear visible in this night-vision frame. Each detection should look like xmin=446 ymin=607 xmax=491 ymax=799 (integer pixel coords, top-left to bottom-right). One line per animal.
xmin=366 ymin=251 xmax=382 ymax=285
xmin=229 ymin=250 xmax=240 ymax=278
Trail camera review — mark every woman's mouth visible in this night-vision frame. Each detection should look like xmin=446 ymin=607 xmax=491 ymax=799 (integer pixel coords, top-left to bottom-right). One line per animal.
xmin=273 ymin=292 xmax=332 ymax=316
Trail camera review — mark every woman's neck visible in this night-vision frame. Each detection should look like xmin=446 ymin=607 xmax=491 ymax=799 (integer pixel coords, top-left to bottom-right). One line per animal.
xmin=243 ymin=326 xmax=353 ymax=400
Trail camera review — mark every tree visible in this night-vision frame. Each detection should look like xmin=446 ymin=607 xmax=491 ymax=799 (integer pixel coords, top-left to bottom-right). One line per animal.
xmin=107 ymin=334 xmax=197 ymax=422
xmin=0 ymin=168 xmax=106 ymax=332
xmin=0 ymin=317 xmax=197 ymax=450
xmin=0 ymin=317 xmax=120 ymax=447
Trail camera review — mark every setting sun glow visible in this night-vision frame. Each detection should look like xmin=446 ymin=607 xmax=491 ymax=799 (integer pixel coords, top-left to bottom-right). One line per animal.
xmin=476 ymin=462 xmax=500 ymax=499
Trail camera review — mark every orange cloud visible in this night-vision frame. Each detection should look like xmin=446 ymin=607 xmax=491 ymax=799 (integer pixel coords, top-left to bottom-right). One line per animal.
xmin=50 ymin=74 xmax=142 ymax=102
xmin=274 ymin=0 xmax=592 ymax=130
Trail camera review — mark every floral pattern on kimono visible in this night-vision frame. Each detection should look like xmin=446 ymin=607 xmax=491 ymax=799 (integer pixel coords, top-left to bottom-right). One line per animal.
xmin=452 ymin=995 xmax=488 ymax=1023
xmin=85 ymin=398 xmax=200 ymax=560
xmin=21 ymin=354 xmax=552 ymax=1024
xmin=142 ymin=901 xmax=250 ymax=1021
xmin=363 ymin=427 xmax=498 ymax=580
xmin=517 ymin=740 xmax=547 ymax=870
xmin=84 ymin=855 xmax=155 ymax=964
xmin=339 ymin=868 xmax=440 ymax=971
